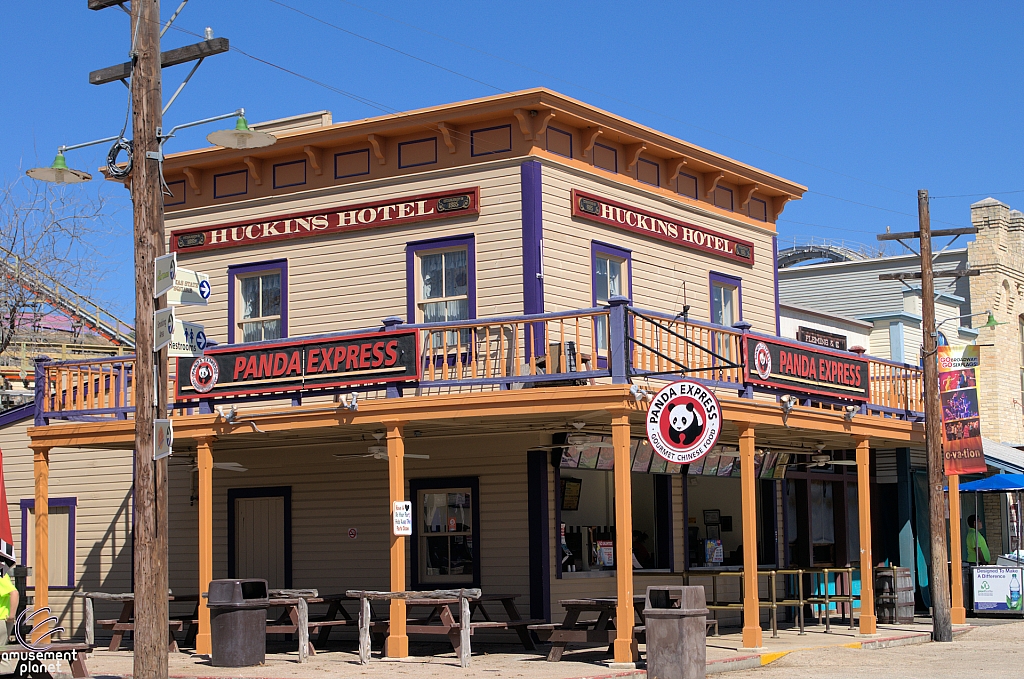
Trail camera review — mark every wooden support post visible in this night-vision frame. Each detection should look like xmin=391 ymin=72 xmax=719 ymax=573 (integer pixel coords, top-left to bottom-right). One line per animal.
xmin=32 ymin=446 xmax=49 ymax=642
xmin=297 ymin=598 xmax=309 ymax=663
xmin=459 ymin=593 xmax=471 ymax=668
xmin=385 ymin=421 xmax=408 ymax=658
xmin=948 ymin=474 xmax=966 ymax=624
xmin=196 ymin=437 xmax=214 ymax=655
xmin=856 ymin=435 xmax=877 ymax=635
xmin=610 ymin=412 xmax=635 ymax=665
xmin=358 ymin=596 xmax=371 ymax=665
xmin=84 ymin=596 xmax=95 ymax=646
xmin=738 ymin=423 xmax=763 ymax=650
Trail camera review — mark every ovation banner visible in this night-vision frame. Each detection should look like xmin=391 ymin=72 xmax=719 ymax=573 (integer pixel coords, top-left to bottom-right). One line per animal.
xmin=175 ymin=330 xmax=420 ymax=400
xmin=570 ymin=190 xmax=755 ymax=265
xmin=744 ymin=335 xmax=869 ymax=401
xmin=170 ymin=187 xmax=479 ymax=253
xmin=938 ymin=345 xmax=987 ymax=475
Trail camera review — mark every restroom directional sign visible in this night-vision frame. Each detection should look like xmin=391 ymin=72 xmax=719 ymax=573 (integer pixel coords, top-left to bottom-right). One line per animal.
xmin=167 ymin=267 xmax=211 ymax=306
xmin=168 ymin=319 xmax=208 ymax=357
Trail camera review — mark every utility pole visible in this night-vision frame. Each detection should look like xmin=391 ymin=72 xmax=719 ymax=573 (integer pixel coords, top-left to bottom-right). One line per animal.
xmin=878 ymin=191 xmax=978 ymax=643
xmin=130 ymin=1 xmax=169 ymax=676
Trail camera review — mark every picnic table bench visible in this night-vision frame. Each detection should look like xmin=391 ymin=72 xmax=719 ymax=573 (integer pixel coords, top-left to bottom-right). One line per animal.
xmin=264 ymin=590 xmax=356 ymax=661
xmin=0 ymin=642 xmax=93 ymax=678
xmin=78 ymin=592 xmax=198 ymax=652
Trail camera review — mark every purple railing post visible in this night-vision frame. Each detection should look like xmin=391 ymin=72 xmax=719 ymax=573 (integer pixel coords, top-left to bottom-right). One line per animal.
xmin=33 ymin=356 xmax=50 ymax=426
xmin=382 ymin=316 xmax=406 ymax=398
xmin=732 ymin=321 xmax=753 ymax=398
xmin=608 ymin=296 xmax=630 ymax=385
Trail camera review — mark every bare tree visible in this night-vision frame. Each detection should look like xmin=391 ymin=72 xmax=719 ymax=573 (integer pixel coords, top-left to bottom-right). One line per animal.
xmin=0 ymin=174 xmax=126 ymax=359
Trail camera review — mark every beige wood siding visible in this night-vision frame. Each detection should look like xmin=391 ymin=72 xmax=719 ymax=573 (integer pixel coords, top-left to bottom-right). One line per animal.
xmin=166 ymin=161 xmax=526 ymax=343
xmin=0 ymin=417 xmax=133 ymax=640
xmin=540 ymin=161 xmax=779 ymax=334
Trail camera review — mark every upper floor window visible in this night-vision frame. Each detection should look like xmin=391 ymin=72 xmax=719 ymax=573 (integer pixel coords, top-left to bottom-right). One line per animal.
xmin=229 ymin=260 xmax=288 ymax=344
xmin=748 ymin=197 xmax=768 ymax=222
xmin=593 ymin=242 xmax=631 ymax=354
xmin=710 ymin=273 xmax=742 ymax=327
xmin=713 ymin=186 xmax=734 ymax=211
xmin=407 ymin=236 xmax=476 ymax=347
xmin=593 ymin=143 xmax=618 ymax=173
xmin=636 ymin=158 xmax=660 ymax=187
xmin=677 ymin=173 xmax=698 ymax=199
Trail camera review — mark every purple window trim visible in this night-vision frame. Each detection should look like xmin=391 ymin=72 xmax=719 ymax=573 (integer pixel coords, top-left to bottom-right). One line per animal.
xmin=592 ymin=241 xmax=632 ymax=368
xmin=164 ymin=180 xmax=186 ymax=206
xmin=592 ymin=142 xmax=618 ymax=173
xmin=272 ymin=159 xmax=307 ymax=190
xmin=470 ymin=124 xmax=513 ymax=157
xmin=0 ymin=403 xmax=32 ymax=429
xmin=709 ymin=271 xmax=743 ymax=323
xmin=334 ymin=149 xmax=371 ymax=179
xmin=521 ymin=162 xmax=544 ymax=316
xmin=405 ymin=235 xmax=477 ymax=326
xmin=21 ymin=496 xmax=76 ymax=590
xmin=213 ymin=169 xmax=248 ymax=199
xmin=398 ymin=138 xmax=438 ymax=169
xmin=227 ymin=259 xmax=289 ymax=344
xmin=546 ymin=127 xmax=573 ymax=158
xmin=772 ymin=236 xmax=780 ymax=335
xmin=636 ymin=157 xmax=660 ymax=187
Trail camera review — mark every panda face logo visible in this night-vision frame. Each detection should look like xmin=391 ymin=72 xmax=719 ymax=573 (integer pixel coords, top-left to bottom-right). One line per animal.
xmin=189 ymin=357 xmax=219 ymax=394
xmin=646 ymin=381 xmax=722 ymax=465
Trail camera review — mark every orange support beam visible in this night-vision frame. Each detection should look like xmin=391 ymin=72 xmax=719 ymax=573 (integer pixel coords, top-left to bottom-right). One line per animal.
xmin=610 ymin=412 xmax=636 ymax=665
xmin=856 ymin=436 xmax=877 ymax=635
xmin=738 ymin=423 xmax=763 ymax=650
xmin=386 ymin=421 xmax=409 ymax=658
xmin=195 ymin=437 xmax=214 ymax=654
xmin=948 ymin=474 xmax=966 ymax=624
xmin=32 ymin=446 xmax=49 ymax=642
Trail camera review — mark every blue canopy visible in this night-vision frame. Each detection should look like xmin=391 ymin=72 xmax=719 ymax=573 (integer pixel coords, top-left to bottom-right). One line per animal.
xmin=957 ymin=474 xmax=1024 ymax=492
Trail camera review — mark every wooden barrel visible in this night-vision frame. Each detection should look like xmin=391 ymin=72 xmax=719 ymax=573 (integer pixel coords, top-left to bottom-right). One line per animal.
xmin=875 ymin=567 xmax=915 ymax=624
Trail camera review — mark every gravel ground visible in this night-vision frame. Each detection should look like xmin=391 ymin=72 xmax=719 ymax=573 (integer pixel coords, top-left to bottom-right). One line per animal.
xmin=726 ymin=620 xmax=1024 ymax=679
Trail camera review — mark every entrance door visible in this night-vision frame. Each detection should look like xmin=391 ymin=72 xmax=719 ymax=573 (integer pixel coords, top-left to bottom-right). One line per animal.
xmin=229 ymin=487 xmax=291 ymax=588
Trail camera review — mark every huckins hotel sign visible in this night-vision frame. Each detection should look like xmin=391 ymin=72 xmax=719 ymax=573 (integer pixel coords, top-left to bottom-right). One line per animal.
xmin=571 ymin=190 xmax=755 ymax=265
xmin=170 ymin=188 xmax=479 ymax=253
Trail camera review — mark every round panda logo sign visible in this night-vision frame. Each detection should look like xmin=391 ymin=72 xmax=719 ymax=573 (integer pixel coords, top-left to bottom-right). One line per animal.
xmin=753 ymin=341 xmax=772 ymax=381
xmin=646 ymin=380 xmax=722 ymax=464
xmin=189 ymin=356 xmax=219 ymax=394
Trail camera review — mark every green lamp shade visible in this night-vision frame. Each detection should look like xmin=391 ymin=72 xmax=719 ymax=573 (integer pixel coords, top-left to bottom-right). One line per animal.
xmin=26 ymin=152 xmax=92 ymax=184
xmin=206 ymin=117 xmax=277 ymax=150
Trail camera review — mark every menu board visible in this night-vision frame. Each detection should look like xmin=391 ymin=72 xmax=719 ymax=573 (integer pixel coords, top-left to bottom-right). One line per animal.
xmin=558 ymin=437 xmax=682 ymax=473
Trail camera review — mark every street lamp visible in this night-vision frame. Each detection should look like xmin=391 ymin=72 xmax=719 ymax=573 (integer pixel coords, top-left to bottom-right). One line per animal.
xmin=206 ymin=113 xmax=276 ymax=149
xmin=25 ymin=136 xmax=120 ymax=184
xmin=934 ymin=310 xmax=1005 ymax=335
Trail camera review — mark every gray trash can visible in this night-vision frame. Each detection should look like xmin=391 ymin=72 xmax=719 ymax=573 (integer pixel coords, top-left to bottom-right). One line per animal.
xmin=644 ymin=585 xmax=708 ymax=679
xmin=208 ymin=578 xmax=270 ymax=667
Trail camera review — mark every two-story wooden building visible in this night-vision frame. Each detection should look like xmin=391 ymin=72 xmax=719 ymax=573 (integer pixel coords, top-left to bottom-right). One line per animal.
xmin=21 ymin=89 xmax=925 ymax=663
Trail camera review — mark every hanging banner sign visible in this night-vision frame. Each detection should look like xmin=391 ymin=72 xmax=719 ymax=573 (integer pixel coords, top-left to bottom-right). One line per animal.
xmin=744 ymin=335 xmax=869 ymax=401
xmin=570 ymin=190 xmax=755 ymax=265
xmin=154 ymin=252 xmax=177 ymax=298
xmin=938 ymin=345 xmax=987 ymax=475
xmin=168 ymin=319 xmax=208 ymax=358
xmin=170 ymin=187 xmax=480 ymax=254
xmin=175 ymin=329 xmax=420 ymax=400
xmin=646 ymin=380 xmax=722 ymax=464
xmin=167 ymin=268 xmax=211 ymax=306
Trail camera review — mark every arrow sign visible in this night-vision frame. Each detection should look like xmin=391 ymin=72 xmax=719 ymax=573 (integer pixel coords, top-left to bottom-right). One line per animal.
xmin=167 ymin=267 xmax=211 ymax=306
xmin=154 ymin=307 xmax=175 ymax=352
xmin=154 ymin=419 xmax=173 ymax=461
xmin=169 ymin=319 xmax=207 ymax=357
xmin=154 ymin=252 xmax=177 ymax=298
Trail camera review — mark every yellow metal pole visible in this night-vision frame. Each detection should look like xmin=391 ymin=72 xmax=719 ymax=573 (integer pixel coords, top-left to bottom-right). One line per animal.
xmin=386 ymin=421 xmax=409 ymax=658
xmin=32 ymin=446 xmax=49 ymax=642
xmin=196 ymin=438 xmax=215 ymax=654
xmin=738 ymin=422 xmax=763 ymax=650
xmin=856 ymin=435 xmax=877 ymax=635
xmin=948 ymin=474 xmax=966 ymax=624
xmin=611 ymin=412 xmax=635 ymax=665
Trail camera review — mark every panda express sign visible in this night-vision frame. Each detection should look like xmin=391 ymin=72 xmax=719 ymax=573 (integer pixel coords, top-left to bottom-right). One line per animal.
xmin=175 ymin=330 xmax=419 ymax=400
xmin=745 ymin=335 xmax=870 ymax=401
xmin=646 ymin=381 xmax=723 ymax=464
xmin=571 ymin=190 xmax=755 ymax=265
xmin=170 ymin=188 xmax=479 ymax=253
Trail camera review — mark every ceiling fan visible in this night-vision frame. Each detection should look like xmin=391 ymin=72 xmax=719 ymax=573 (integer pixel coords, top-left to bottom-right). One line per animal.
xmin=334 ymin=432 xmax=431 ymax=461
xmin=529 ymin=422 xmax=614 ymax=450
xmin=786 ymin=443 xmax=857 ymax=468
xmin=174 ymin=456 xmax=248 ymax=473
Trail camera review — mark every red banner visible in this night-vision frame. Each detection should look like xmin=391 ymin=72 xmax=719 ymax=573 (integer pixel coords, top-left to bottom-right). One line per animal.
xmin=938 ymin=345 xmax=987 ymax=475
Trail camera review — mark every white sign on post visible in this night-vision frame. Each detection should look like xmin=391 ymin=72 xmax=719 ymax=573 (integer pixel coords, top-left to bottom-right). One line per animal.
xmin=167 ymin=267 xmax=211 ymax=306
xmin=154 ymin=419 xmax=173 ymax=461
xmin=393 ymin=501 xmax=412 ymax=536
xmin=168 ymin=320 xmax=208 ymax=358
xmin=153 ymin=307 xmax=175 ymax=352
xmin=154 ymin=252 xmax=177 ymax=298
xmin=973 ymin=567 xmax=1024 ymax=612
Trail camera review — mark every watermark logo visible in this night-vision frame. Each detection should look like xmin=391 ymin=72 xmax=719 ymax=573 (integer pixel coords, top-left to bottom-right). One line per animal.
xmin=14 ymin=607 xmax=64 ymax=651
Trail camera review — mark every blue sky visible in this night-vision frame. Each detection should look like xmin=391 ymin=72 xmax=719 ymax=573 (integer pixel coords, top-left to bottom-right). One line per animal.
xmin=3 ymin=1 xmax=1022 ymax=319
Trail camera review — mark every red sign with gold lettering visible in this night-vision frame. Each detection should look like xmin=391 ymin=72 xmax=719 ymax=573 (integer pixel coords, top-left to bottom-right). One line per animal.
xmin=170 ymin=188 xmax=479 ymax=254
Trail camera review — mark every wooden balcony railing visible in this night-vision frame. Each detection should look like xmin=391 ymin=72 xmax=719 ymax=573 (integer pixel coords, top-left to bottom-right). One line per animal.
xmin=629 ymin=308 xmax=744 ymax=386
xmin=866 ymin=358 xmax=924 ymax=414
xmin=43 ymin=356 xmax=136 ymax=420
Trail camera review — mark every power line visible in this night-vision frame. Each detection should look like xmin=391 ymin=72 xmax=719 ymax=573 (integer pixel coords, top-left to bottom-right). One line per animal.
xmin=930 ymin=189 xmax=1024 ymax=199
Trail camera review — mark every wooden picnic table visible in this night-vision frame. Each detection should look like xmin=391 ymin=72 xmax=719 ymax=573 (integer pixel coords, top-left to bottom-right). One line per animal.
xmin=529 ymin=596 xmax=646 ymax=662
xmin=78 ymin=592 xmax=199 ymax=652
xmin=0 ymin=642 xmax=94 ymax=678
xmin=265 ymin=592 xmax=357 ymax=659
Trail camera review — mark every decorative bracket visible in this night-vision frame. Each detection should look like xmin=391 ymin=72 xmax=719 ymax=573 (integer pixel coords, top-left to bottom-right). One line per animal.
xmin=182 ymin=167 xmax=202 ymax=195
xmin=772 ymin=196 xmax=791 ymax=221
xmin=532 ymin=110 xmax=555 ymax=141
xmin=512 ymin=109 xmax=534 ymax=141
xmin=437 ymin=123 xmax=457 ymax=154
xmin=367 ymin=134 xmax=386 ymax=165
xmin=582 ymin=127 xmax=603 ymax=159
xmin=303 ymin=146 xmax=323 ymax=175
xmin=625 ymin=143 xmax=647 ymax=172
xmin=703 ymin=171 xmax=725 ymax=199
xmin=667 ymin=158 xmax=688 ymax=185
xmin=242 ymin=157 xmax=262 ymax=186
xmin=738 ymin=184 xmax=759 ymax=208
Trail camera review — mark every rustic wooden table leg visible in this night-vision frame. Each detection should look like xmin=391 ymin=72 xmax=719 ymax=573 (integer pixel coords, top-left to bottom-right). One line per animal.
xmin=439 ymin=606 xmax=462 ymax=658
xmin=358 ymin=597 xmax=371 ymax=665
xmin=316 ymin=600 xmax=342 ymax=646
xmin=70 ymin=652 xmax=89 ymax=678
xmin=109 ymin=601 xmax=133 ymax=652
xmin=83 ymin=598 xmax=94 ymax=647
xmin=459 ymin=596 xmax=471 ymax=668
xmin=500 ymin=598 xmax=536 ymax=651
xmin=547 ymin=608 xmax=581 ymax=662
xmin=297 ymin=599 xmax=309 ymax=663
